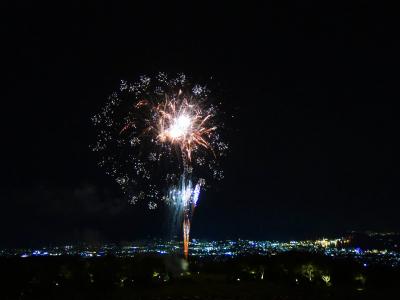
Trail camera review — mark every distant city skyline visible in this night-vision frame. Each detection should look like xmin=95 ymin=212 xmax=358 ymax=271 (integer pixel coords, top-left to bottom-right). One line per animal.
xmin=1 ymin=232 xmax=399 ymax=268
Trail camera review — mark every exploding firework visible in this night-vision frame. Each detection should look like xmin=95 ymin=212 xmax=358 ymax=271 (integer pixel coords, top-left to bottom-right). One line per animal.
xmin=92 ymin=73 xmax=227 ymax=257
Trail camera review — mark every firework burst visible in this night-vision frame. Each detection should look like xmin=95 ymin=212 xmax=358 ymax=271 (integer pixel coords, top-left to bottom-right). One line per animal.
xmin=92 ymin=73 xmax=227 ymax=257
xmin=121 ymin=89 xmax=217 ymax=162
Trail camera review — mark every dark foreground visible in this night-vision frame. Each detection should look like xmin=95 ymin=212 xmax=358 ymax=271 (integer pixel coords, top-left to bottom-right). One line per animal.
xmin=1 ymin=252 xmax=399 ymax=299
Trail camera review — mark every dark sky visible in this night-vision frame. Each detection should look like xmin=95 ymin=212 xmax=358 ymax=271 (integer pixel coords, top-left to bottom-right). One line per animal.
xmin=1 ymin=1 xmax=399 ymax=247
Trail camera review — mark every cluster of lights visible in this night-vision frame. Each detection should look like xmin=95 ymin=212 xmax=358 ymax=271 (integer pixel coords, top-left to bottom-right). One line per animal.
xmin=2 ymin=237 xmax=399 ymax=267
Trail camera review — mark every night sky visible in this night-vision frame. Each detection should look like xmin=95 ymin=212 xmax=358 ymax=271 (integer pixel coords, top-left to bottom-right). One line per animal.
xmin=2 ymin=2 xmax=399 ymax=247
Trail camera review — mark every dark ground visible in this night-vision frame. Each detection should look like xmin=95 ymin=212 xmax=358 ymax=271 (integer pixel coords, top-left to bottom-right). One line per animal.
xmin=1 ymin=252 xmax=399 ymax=299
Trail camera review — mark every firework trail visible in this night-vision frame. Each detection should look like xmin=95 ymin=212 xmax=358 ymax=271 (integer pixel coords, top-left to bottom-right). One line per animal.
xmin=92 ymin=73 xmax=227 ymax=258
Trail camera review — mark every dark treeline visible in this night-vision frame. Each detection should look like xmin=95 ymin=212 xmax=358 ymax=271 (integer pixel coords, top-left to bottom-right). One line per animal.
xmin=1 ymin=252 xmax=399 ymax=299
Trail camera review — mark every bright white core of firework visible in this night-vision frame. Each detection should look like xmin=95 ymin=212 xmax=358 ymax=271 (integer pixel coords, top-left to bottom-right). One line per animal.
xmin=167 ymin=114 xmax=191 ymax=139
